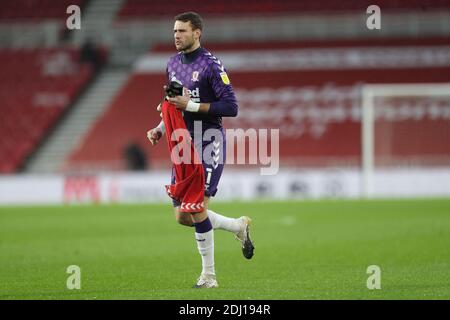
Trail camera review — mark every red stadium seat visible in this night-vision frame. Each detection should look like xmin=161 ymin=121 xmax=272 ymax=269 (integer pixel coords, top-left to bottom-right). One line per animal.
xmin=0 ymin=48 xmax=94 ymax=173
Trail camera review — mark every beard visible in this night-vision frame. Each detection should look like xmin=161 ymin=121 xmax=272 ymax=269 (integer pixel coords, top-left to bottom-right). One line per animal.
xmin=177 ymin=37 xmax=195 ymax=52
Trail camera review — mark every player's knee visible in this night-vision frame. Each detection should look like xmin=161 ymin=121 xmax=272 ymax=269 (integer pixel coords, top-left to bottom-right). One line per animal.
xmin=175 ymin=210 xmax=193 ymax=226
xmin=176 ymin=215 xmax=193 ymax=226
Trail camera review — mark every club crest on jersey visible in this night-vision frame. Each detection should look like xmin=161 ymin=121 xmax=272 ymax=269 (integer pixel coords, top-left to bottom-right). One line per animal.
xmin=220 ymin=72 xmax=230 ymax=85
xmin=191 ymin=71 xmax=199 ymax=82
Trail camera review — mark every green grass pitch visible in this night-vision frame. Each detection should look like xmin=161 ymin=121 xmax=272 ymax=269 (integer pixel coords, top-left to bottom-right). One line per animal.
xmin=1 ymin=199 xmax=449 ymax=300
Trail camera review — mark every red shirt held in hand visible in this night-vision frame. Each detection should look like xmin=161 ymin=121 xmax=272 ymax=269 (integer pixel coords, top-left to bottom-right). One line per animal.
xmin=161 ymin=101 xmax=205 ymax=213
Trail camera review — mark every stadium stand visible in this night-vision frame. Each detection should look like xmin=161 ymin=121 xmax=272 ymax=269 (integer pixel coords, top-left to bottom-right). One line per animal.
xmin=117 ymin=0 xmax=450 ymax=19
xmin=65 ymin=71 xmax=164 ymax=172
xmin=151 ymin=37 xmax=450 ymax=52
xmin=1 ymin=0 xmax=448 ymax=174
xmin=0 ymin=48 xmax=95 ymax=173
xmin=0 ymin=0 xmax=86 ymax=21
xmin=65 ymin=37 xmax=450 ymax=171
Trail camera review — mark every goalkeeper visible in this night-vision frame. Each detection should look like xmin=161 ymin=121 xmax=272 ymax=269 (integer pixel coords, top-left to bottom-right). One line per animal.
xmin=146 ymin=12 xmax=254 ymax=289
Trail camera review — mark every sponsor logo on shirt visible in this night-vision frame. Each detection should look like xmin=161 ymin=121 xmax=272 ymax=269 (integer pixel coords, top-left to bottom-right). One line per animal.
xmin=187 ymin=87 xmax=200 ymax=102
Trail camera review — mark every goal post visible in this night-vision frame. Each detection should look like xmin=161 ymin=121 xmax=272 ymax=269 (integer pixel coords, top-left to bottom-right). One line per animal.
xmin=361 ymin=83 xmax=450 ymax=198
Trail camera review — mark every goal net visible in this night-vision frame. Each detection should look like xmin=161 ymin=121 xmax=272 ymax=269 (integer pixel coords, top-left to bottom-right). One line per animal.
xmin=361 ymin=83 xmax=450 ymax=197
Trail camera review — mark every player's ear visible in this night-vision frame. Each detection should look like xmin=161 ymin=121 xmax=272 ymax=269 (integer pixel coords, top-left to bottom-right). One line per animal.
xmin=194 ymin=29 xmax=201 ymax=40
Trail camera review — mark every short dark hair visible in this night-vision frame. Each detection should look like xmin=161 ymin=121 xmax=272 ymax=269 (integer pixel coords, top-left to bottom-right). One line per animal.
xmin=174 ymin=12 xmax=203 ymax=31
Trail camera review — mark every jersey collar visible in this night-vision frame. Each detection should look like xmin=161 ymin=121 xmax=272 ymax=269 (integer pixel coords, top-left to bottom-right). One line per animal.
xmin=181 ymin=46 xmax=202 ymax=64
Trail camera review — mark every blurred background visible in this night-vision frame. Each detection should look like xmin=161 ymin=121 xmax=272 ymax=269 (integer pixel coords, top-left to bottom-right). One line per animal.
xmin=1 ymin=0 xmax=450 ymax=204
